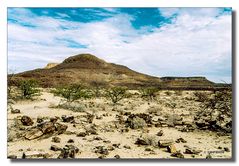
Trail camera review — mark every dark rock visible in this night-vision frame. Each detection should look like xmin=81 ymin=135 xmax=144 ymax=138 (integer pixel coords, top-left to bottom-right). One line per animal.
xmin=171 ymin=151 xmax=184 ymax=158
xmin=224 ymin=147 xmax=230 ymax=152
xmin=50 ymin=145 xmax=62 ymax=151
xmin=8 ymin=155 xmax=17 ymax=159
xmin=37 ymin=117 xmax=44 ymax=123
xmin=58 ymin=145 xmax=79 ymax=159
xmin=77 ymin=132 xmax=87 ymax=137
xmin=11 ymin=109 xmax=20 ymax=114
xmin=67 ymin=139 xmax=74 ymax=143
xmin=38 ymin=122 xmax=56 ymax=134
xmin=184 ymin=148 xmax=202 ymax=155
xmin=123 ymin=145 xmax=131 ymax=149
xmin=112 ymin=143 xmax=120 ymax=148
xmin=52 ymin=136 xmax=61 ymax=143
xmin=114 ymin=154 xmax=120 ymax=159
xmin=50 ymin=117 xmax=58 ymax=123
xmin=94 ymin=146 xmax=109 ymax=155
xmin=135 ymin=138 xmax=149 ymax=145
xmin=206 ymin=154 xmax=212 ymax=159
xmin=62 ymin=115 xmax=74 ymax=123
xmin=93 ymin=136 xmax=103 ymax=141
xmin=156 ymin=130 xmax=163 ymax=136
xmin=21 ymin=116 xmax=34 ymax=126
xmin=55 ymin=123 xmax=68 ymax=134
xmin=175 ymin=137 xmax=187 ymax=143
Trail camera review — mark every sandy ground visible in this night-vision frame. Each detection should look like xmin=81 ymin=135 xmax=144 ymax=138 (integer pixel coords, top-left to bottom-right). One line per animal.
xmin=7 ymin=90 xmax=232 ymax=159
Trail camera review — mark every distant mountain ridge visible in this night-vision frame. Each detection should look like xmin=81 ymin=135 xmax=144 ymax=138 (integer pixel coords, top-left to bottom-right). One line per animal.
xmin=9 ymin=53 xmax=228 ymax=89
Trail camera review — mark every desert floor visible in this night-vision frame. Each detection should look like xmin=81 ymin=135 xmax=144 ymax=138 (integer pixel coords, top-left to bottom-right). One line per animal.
xmin=7 ymin=90 xmax=232 ymax=159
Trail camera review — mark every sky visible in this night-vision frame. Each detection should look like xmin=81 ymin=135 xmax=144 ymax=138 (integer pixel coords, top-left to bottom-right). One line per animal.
xmin=7 ymin=7 xmax=232 ymax=83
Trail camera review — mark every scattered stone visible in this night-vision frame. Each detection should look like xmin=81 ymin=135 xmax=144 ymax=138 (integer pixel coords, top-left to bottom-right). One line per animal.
xmin=145 ymin=147 xmax=153 ymax=151
xmin=123 ymin=145 xmax=131 ymax=149
xmin=206 ymin=154 xmax=212 ymax=159
xmin=171 ymin=151 xmax=184 ymax=158
xmin=21 ymin=116 xmax=34 ymax=126
xmin=24 ymin=128 xmax=43 ymax=140
xmin=11 ymin=109 xmax=20 ymax=114
xmin=156 ymin=130 xmax=163 ymax=136
xmin=167 ymin=144 xmax=177 ymax=153
xmin=7 ymin=155 xmax=17 ymax=159
xmin=37 ymin=116 xmax=44 ymax=123
xmin=58 ymin=145 xmax=79 ymax=159
xmin=77 ymin=132 xmax=87 ymax=137
xmin=224 ymin=147 xmax=230 ymax=152
xmin=112 ymin=143 xmax=120 ymax=148
xmin=158 ymin=139 xmax=174 ymax=148
xmin=55 ymin=123 xmax=68 ymax=134
xmin=38 ymin=122 xmax=56 ymax=134
xmin=175 ymin=137 xmax=187 ymax=143
xmin=184 ymin=147 xmax=202 ymax=155
xmin=50 ymin=145 xmax=61 ymax=151
xmin=61 ymin=115 xmax=74 ymax=123
xmin=93 ymin=136 xmax=103 ymax=141
xmin=94 ymin=146 xmax=109 ymax=155
xmin=114 ymin=154 xmax=120 ymax=159
xmin=67 ymin=139 xmax=74 ymax=143
xmin=52 ymin=136 xmax=61 ymax=143
xmin=50 ymin=117 xmax=58 ymax=123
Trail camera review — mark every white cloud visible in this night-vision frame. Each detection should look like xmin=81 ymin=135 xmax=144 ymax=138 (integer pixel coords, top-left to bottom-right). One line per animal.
xmin=8 ymin=8 xmax=232 ymax=83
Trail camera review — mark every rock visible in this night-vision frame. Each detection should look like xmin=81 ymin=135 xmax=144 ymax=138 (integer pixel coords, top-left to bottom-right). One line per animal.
xmin=58 ymin=145 xmax=79 ymax=159
xmin=21 ymin=116 xmax=34 ymax=126
xmin=112 ymin=143 xmax=120 ymax=148
xmin=167 ymin=144 xmax=177 ymax=153
xmin=22 ymin=151 xmax=51 ymax=158
xmin=77 ymin=132 xmax=87 ymax=137
xmin=37 ymin=116 xmax=44 ymax=123
xmin=126 ymin=113 xmax=152 ymax=129
xmin=184 ymin=148 xmax=202 ymax=155
xmin=52 ymin=136 xmax=61 ymax=143
xmin=61 ymin=115 xmax=74 ymax=123
xmin=156 ymin=130 xmax=163 ymax=136
xmin=67 ymin=139 xmax=74 ymax=143
xmin=50 ymin=145 xmax=62 ymax=151
xmin=93 ymin=136 xmax=103 ymax=141
xmin=38 ymin=122 xmax=56 ymax=134
xmin=158 ymin=139 xmax=174 ymax=148
xmin=50 ymin=117 xmax=58 ymax=123
xmin=135 ymin=138 xmax=149 ymax=145
xmin=24 ymin=128 xmax=43 ymax=140
xmin=7 ymin=155 xmax=17 ymax=159
xmin=175 ymin=137 xmax=187 ymax=143
xmin=145 ymin=147 xmax=153 ymax=151
xmin=55 ymin=123 xmax=68 ymax=134
xmin=224 ymin=147 xmax=230 ymax=152
xmin=11 ymin=109 xmax=20 ymax=114
xmin=206 ymin=154 xmax=212 ymax=159
xmin=123 ymin=145 xmax=131 ymax=149
xmin=171 ymin=151 xmax=184 ymax=158
xmin=114 ymin=154 xmax=120 ymax=159
xmin=94 ymin=146 xmax=109 ymax=155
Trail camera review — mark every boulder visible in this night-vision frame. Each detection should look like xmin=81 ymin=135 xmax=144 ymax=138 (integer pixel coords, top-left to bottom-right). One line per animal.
xmin=21 ymin=116 xmax=34 ymax=126
xmin=50 ymin=145 xmax=62 ymax=151
xmin=11 ymin=109 xmax=20 ymax=114
xmin=158 ymin=139 xmax=174 ymax=148
xmin=58 ymin=145 xmax=79 ymax=159
xmin=62 ymin=115 xmax=74 ymax=123
xmin=52 ymin=136 xmax=61 ymax=143
xmin=156 ymin=130 xmax=163 ymax=136
xmin=38 ymin=122 xmax=56 ymax=134
xmin=55 ymin=123 xmax=68 ymax=134
xmin=24 ymin=128 xmax=43 ymax=140
xmin=167 ymin=144 xmax=177 ymax=153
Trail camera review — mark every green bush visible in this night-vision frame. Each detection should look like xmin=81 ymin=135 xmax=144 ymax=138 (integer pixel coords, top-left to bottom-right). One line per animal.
xmin=19 ymin=79 xmax=40 ymax=99
xmin=51 ymin=84 xmax=92 ymax=102
xmin=106 ymin=87 xmax=128 ymax=104
xmin=140 ymin=87 xmax=159 ymax=100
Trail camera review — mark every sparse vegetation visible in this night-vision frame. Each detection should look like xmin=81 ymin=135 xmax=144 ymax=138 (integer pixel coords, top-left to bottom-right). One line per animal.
xmin=194 ymin=92 xmax=208 ymax=102
xmin=51 ymin=84 xmax=92 ymax=102
xmin=18 ymin=79 xmax=40 ymax=99
xmin=105 ymin=87 xmax=128 ymax=104
xmin=140 ymin=87 xmax=159 ymax=100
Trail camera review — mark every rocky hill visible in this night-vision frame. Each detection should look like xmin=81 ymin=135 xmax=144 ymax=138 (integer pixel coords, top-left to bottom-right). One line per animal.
xmin=10 ymin=54 xmax=162 ymax=88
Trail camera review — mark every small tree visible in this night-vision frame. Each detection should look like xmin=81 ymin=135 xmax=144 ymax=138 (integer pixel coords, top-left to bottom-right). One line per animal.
xmin=140 ymin=87 xmax=159 ymax=101
xmin=19 ymin=79 xmax=40 ymax=99
xmin=106 ymin=87 xmax=127 ymax=104
xmin=52 ymin=84 xmax=92 ymax=102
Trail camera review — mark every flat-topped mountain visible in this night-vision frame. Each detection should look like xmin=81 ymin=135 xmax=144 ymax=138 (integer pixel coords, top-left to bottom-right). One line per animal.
xmin=9 ymin=53 xmax=227 ymax=89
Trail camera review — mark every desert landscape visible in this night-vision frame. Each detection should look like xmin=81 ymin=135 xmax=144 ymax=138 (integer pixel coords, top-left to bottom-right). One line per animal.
xmin=7 ymin=54 xmax=232 ymax=159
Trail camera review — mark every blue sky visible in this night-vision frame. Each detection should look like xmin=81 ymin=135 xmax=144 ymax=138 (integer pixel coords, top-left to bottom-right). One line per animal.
xmin=8 ymin=8 xmax=232 ymax=83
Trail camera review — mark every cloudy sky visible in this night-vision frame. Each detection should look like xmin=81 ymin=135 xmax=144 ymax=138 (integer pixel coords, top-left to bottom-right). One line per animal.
xmin=8 ymin=7 xmax=232 ymax=83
